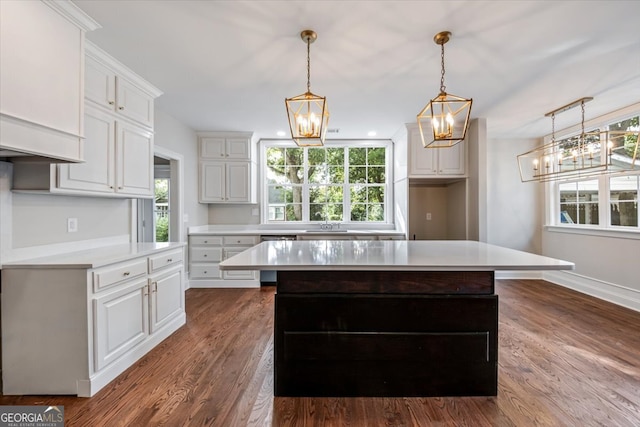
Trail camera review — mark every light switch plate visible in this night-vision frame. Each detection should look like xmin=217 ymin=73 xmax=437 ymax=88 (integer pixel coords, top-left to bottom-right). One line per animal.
xmin=67 ymin=217 xmax=78 ymax=232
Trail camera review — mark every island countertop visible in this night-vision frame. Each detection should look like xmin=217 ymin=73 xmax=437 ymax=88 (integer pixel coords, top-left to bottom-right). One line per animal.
xmin=218 ymin=240 xmax=574 ymax=272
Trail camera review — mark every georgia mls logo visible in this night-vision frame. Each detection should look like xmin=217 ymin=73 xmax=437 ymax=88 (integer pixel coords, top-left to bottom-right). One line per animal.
xmin=0 ymin=405 xmax=64 ymax=427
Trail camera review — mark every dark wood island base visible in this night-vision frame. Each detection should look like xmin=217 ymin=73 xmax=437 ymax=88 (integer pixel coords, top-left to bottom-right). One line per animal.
xmin=274 ymin=270 xmax=498 ymax=397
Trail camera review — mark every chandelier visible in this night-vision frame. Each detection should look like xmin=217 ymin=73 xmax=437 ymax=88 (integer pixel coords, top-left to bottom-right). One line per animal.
xmin=417 ymin=31 xmax=472 ymax=148
xmin=285 ymin=30 xmax=329 ymax=147
xmin=517 ymin=97 xmax=639 ymax=182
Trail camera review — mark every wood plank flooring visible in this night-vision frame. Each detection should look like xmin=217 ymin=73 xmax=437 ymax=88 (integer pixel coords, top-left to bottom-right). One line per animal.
xmin=1 ymin=280 xmax=639 ymax=426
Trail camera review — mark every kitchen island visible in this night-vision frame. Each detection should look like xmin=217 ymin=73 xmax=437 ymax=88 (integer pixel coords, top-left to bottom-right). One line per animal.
xmin=219 ymin=240 xmax=574 ymax=397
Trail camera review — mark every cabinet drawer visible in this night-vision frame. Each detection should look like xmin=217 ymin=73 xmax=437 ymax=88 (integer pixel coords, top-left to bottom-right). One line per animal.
xmin=189 ymin=265 xmax=221 ymax=279
xmin=148 ymin=249 xmax=183 ymax=272
xmin=93 ymin=258 xmax=148 ymax=292
xmin=190 ymin=236 xmax=223 ymax=246
xmin=191 ymin=247 xmax=222 ymax=262
xmin=223 ymin=235 xmax=259 ymax=246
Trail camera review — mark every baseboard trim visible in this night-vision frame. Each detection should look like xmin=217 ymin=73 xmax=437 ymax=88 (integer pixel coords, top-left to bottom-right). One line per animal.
xmin=543 ymin=271 xmax=640 ymax=313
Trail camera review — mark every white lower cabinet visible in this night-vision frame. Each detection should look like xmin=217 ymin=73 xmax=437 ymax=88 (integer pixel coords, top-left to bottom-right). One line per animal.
xmin=189 ymin=235 xmax=259 ymax=287
xmin=0 ymin=245 xmax=186 ymax=397
xmin=94 ymin=278 xmax=149 ymax=371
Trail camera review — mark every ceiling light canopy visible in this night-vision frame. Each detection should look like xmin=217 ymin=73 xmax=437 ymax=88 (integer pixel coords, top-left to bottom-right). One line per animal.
xmin=285 ymin=29 xmax=329 ymax=147
xmin=417 ymin=31 xmax=472 ymax=148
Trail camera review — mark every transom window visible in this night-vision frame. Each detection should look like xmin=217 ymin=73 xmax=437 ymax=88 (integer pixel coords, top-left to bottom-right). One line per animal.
xmin=262 ymin=141 xmax=391 ymax=223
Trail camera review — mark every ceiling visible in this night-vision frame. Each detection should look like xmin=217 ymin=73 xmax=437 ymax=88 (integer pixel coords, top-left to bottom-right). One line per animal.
xmin=73 ymin=0 xmax=640 ymax=141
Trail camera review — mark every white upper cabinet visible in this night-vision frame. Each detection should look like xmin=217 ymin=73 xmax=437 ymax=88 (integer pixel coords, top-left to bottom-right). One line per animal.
xmin=11 ymin=42 xmax=161 ymax=198
xmin=85 ymin=43 xmax=160 ymax=129
xmin=408 ymin=126 xmax=466 ymax=177
xmin=200 ymin=137 xmax=251 ymax=160
xmin=197 ymin=132 xmax=256 ymax=204
xmin=0 ymin=0 xmax=99 ymax=161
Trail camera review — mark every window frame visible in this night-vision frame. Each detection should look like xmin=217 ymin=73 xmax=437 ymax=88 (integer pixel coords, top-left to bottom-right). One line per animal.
xmin=546 ymin=103 xmax=640 ymax=238
xmin=259 ymin=139 xmax=394 ymax=225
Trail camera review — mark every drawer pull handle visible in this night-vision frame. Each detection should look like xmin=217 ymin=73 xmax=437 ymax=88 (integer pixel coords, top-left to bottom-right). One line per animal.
xmin=108 ymin=101 xmax=114 ymax=105
xmin=204 ymin=270 xmax=207 ymax=274
xmin=204 ymin=254 xmax=207 ymax=257
xmin=123 ymin=271 xmax=130 ymax=276
xmin=118 ymin=106 xmax=124 ymax=110
xmin=237 ymin=240 xmax=241 ymax=243
xmin=204 ymin=240 xmax=208 ymax=243
xmin=167 ymin=258 xmax=173 ymax=262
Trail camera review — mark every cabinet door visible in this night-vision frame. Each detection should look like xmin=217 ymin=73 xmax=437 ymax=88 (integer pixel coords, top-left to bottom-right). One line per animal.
xmin=57 ymin=107 xmax=115 ymax=192
xmin=226 ymin=138 xmax=250 ymax=159
xmin=149 ymin=267 xmax=183 ymax=334
xmin=409 ymin=129 xmax=438 ymax=176
xmin=222 ymin=249 xmax=257 ymax=280
xmin=116 ymin=121 xmax=154 ymax=197
xmin=199 ymin=162 xmax=225 ymax=202
xmin=85 ymin=56 xmax=116 ymax=111
xmin=94 ymin=279 xmax=149 ymax=371
xmin=116 ymin=77 xmax=154 ymax=128
xmin=226 ymin=162 xmax=251 ymax=202
xmin=438 ymin=140 xmax=465 ymax=175
xmin=200 ymin=137 xmax=226 ymax=159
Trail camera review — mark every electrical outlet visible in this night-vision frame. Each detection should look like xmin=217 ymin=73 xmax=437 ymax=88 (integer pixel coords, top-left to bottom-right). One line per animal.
xmin=426 ymin=213 xmax=432 ymax=221
xmin=67 ymin=217 xmax=78 ymax=233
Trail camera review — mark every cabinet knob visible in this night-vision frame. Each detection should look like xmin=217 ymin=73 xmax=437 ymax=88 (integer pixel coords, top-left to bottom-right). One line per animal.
xmin=237 ymin=240 xmax=241 ymax=243
xmin=204 ymin=254 xmax=207 ymax=257
xmin=123 ymin=271 xmax=130 ymax=276
xmin=167 ymin=258 xmax=172 ymax=262
xmin=118 ymin=106 xmax=124 ymax=110
xmin=204 ymin=240 xmax=208 ymax=243
xmin=204 ymin=270 xmax=207 ymax=274
xmin=108 ymin=101 xmax=115 ymax=105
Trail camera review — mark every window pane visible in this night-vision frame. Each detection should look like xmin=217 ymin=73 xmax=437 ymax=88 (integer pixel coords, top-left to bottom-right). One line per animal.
xmin=610 ymin=175 xmax=639 ymax=227
xmin=351 ymin=203 xmax=366 ymax=221
xmin=368 ymin=204 xmax=384 ymax=221
xmin=308 ymin=165 xmax=326 ymax=184
xmin=286 ymin=148 xmax=303 ymax=166
xmin=367 ymin=166 xmax=385 ymax=184
xmin=559 ymin=180 xmax=598 ymax=225
xmin=309 ymin=185 xmax=327 ymax=203
xmin=285 ymin=204 xmax=302 ymax=221
xmin=349 ymin=148 xmax=366 ymax=165
xmin=367 ymin=186 xmax=384 ymax=203
xmin=328 ymin=166 xmax=343 ymax=184
xmin=309 ymin=204 xmax=325 ymax=221
xmin=327 ymin=148 xmax=344 ymax=166
xmin=349 ymin=166 xmax=366 ymax=183
xmin=368 ymin=147 xmax=385 ymax=165
xmin=327 ymin=204 xmax=343 ymax=221
xmin=350 ymin=185 xmax=366 ymax=203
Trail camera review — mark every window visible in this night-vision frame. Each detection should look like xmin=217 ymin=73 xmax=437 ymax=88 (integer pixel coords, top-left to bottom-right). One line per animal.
xmin=610 ymin=175 xmax=639 ymax=227
xmin=263 ymin=141 xmax=391 ymax=223
xmin=559 ymin=180 xmax=599 ymax=225
xmin=552 ymin=110 xmax=639 ymax=232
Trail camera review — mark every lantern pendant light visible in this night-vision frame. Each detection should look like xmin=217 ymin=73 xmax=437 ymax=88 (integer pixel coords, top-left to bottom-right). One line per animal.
xmin=417 ymin=31 xmax=472 ymax=148
xmin=285 ymin=30 xmax=329 ymax=147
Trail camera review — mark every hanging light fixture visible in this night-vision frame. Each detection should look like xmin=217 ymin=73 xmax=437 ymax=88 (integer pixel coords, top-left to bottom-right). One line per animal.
xmin=417 ymin=31 xmax=472 ymax=148
xmin=285 ymin=29 xmax=329 ymax=147
xmin=517 ymin=97 xmax=639 ymax=182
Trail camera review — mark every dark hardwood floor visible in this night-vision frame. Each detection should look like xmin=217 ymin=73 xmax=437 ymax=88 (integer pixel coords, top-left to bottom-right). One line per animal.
xmin=2 ymin=280 xmax=639 ymax=426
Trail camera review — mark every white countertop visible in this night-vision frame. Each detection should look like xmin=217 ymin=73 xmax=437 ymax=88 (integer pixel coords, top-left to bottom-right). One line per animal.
xmin=188 ymin=225 xmax=404 ymax=236
xmin=1 ymin=242 xmax=185 ymax=269
xmin=218 ymin=240 xmax=574 ymax=272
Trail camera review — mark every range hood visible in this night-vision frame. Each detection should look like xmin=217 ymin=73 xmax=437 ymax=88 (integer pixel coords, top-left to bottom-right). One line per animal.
xmin=0 ymin=114 xmax=84 ymax=163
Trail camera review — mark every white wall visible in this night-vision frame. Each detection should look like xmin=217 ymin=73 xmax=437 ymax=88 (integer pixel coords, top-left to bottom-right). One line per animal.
xmin=154 ymin=109 xmax=208 ymax=231
xmin=11 ymin=193 xmax=130 ymax=248
xmin=486 ymin=138 xmax=543 ymax=254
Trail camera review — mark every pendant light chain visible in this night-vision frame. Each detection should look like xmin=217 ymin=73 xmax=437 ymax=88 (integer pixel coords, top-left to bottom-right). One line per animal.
xmin=551 ymin=112 xmax=556 ymax=143
xmin=440 ymin=42 xmax=446 ymax=94
xmin=306 ymin=37 xmax=311 ymax=93
xmin=580 ymin=99 xmax=586 ymax=150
